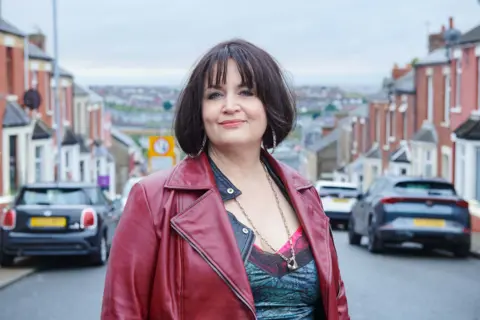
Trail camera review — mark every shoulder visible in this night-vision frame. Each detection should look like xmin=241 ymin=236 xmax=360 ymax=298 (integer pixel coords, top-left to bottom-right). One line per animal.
xmin=271 ymin=157 xmax=312 ymax=190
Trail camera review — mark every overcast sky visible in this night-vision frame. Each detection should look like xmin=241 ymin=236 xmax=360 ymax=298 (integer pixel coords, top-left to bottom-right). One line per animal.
xmin=3 ymin=0 xmax=479 ymax=88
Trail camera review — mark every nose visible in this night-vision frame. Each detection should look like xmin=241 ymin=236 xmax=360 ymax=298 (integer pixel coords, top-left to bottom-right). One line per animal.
xmin=223 ymin=93 xmax=240 ymax=114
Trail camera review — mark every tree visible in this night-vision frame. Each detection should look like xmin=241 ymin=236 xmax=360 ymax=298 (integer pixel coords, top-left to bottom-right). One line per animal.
xmin=163 ymin=100 xmax=173 ymax=111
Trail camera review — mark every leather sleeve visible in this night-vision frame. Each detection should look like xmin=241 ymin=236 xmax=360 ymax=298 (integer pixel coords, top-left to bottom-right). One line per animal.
xmin=329 ymin=227 xmax=350 ymax=320
xmin=101 ymin=183 xmax=159 ymax=320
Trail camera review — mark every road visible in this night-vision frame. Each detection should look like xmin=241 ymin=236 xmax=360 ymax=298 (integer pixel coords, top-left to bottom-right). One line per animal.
xmin=0 ymin=231 xmax=479 ymax=319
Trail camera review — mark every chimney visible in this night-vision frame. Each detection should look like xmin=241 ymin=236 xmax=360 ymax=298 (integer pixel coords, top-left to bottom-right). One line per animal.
xmin=428 ymin=24 xmax=446 ymax=53
xmin=391 ymin=63 xmax=412 ymax=80
xmin=28 ymin=32 xmax=46 ymax=51
xmin=449 ymin=17 xmax=454 ymax=29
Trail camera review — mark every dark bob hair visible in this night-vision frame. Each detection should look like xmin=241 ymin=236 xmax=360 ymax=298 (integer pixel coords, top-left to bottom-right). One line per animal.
xmin=174 ymin=38 xmax=297 ymax=156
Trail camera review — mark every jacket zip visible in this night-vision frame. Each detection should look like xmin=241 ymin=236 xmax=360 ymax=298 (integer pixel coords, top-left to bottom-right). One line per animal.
xmin=171 ymin=222 xmax=257 ymax=320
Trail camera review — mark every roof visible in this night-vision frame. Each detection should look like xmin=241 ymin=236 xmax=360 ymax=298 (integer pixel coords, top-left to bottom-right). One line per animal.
xmin=348 ymin=104 xmax=368 ymax=118
xmin=390 ymin=144 xmax=410 ymax=163
xmin=365 ymin=145 xmax=381 ymax=159
xmin=307 ymin=127 xmax=340 ymax=153
xmin=74 ymin=83 xmax=90 ymax=97
xmin=411 ymin=121 xmax=437 ymax=143
xmin=60 ymin=66 xmax=73 ymax=78
xmin=366 ymin=90 xmax=389 ymax=103
xmin=32 ymin=119 xmax=53 ymax=140
xmin=383 ymin=175 xmax=451 ymax=185
xmin=392 ymin=69 xmax=415 ymax=94
xmin=458 ymin=24 xmax=480 ymax=45
xmin=28 ymin=43 xmax=52 ymax=61
xmin=0 ymin=19 xmax=24 ymax=37
xmin=111 ymin=127 xmax=139 ymax=148
xmin=75 ymin=134 xmax=90 ymax=153
xmin=3 ymin=100 xmax=30 ymax=128
xmin=415 ymin=47 xmax=449 ymax=66
xmin=454 ymin=115 xmax=480 ymax=140
xmin=62 ymin=127 xmax=79 ymax=146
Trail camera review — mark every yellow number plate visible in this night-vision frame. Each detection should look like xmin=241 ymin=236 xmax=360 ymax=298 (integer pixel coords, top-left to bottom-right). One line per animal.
xmin=333 ymin=198 xmax=349 ymax=203
xmin=30 ymin=217 xmax=67 ymax=228
xmin=413 ymin=219 xmax=445 ymax=228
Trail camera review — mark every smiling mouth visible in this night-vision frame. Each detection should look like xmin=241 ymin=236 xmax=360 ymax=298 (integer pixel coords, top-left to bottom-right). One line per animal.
xmin=219 ymin=120 xmax=245 ymax=125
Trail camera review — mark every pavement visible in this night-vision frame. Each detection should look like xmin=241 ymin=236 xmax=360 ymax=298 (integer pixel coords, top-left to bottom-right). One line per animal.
xmin=0 ymin=232 xmax=479 ymax=319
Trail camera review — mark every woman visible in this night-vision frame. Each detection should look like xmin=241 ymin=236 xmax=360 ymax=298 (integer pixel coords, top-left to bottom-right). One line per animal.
xmin=101 ymin=39 xmax=350 ymax=320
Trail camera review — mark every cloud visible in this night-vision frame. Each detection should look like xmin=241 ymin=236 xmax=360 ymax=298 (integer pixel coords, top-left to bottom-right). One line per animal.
xmin=3 ymin=0 xmax=480 ymax=86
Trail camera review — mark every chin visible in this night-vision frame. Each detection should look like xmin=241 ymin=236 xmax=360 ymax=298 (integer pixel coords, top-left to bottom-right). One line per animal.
xmin=215 ymin=137 xmax=260 ymax=149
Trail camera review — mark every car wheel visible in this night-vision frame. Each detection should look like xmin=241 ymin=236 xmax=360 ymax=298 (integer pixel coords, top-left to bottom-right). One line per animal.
xmin=348 ymin=218 xmax=362 ymax=246
xmin=367 ymin=220 xmax=383 ymax=254
xmin=452 ymin=244 xmax=470 ymax=258
xmin=0 ymin=252 xmax=15 ymax=267
xmin=90 ymin=235 xmax=109 ymax=266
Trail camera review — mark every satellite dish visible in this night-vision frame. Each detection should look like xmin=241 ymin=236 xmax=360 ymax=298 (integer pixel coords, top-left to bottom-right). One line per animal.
xmin=23 ymin=89 xmax=42 ymax=110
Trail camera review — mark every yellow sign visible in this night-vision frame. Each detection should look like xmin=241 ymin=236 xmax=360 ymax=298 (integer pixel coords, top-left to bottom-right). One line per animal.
xmin=148 ymin=136 xmax=175 ymax=157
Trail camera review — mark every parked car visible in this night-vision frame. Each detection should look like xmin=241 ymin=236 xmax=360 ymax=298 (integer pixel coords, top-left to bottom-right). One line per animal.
xmin=0 ymin=182 xmax=122 ymax=267
xmin=314 ymin=180 xmax=360 ymax=228
xmin=348 ymin=175 xmax=471 ymax=257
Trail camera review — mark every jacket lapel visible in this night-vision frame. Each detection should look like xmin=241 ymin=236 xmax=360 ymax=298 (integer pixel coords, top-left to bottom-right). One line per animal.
xmin=167 ymin=154 xmax=256 ymax=317
xmin=263 ymin=151 xmax=332 ymax=315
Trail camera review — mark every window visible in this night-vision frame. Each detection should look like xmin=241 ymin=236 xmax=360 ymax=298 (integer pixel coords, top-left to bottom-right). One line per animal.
xmin=375 ymin=109 xmax=380 ymax=142
xmin=394 ymin=181 xmax=456 ymax=196
xmin=6 ymin=48 xmax=14 ymax=94
xmin=44 ymin=73 xmax=51 ymax=112
xmin=441 ymin=153 xmax=451 ymax=181
xmin=372 ymin=165 xmax=379 ymax=179
xmin=390 ymin=110 xmax=395 ymax=138
xmin=427 ymin=75 xmax=433 ymax=122
xmin=456 ymin=59 xmax=461 ymax=107
xmin=9 ymin=135 xmax=18 ymax=194
xmin=80 ymin=160 xmax=85 ymax=181
xmin=17 ymin=188 xmax=91 ymax=205
xmin=362 ymin=120 xmax=367 ymax=153
xmin=63 ymin=88 xmax=68 ymax=122
xmin=444 ymin=74 xmax=450 ymax=123
xmin=400 ymin=167 xmax=407 ymax=175
xmin=385 ymin=110 xmax=390 ymax=142
xmin=318 ymin=186 xmax=359 ymax=199
xmin=424 ymin=149 xmax=434 ymax=177
xmin=456 ymin=144 xmax=465 ymax=196
xmin=403 ymin=112 xmax=407 ymax=139
xmin=31 ymin=71 xmax=38 ymax=89
xmin=34 ymin=146 xmax=43 ymax=182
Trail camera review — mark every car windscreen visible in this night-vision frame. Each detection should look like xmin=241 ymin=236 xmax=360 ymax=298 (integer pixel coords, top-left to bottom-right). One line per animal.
xmin=318 ymin=186 xmax=359 ymax=198
xmin=394 ymin=181 xmax=456 ymax=196
xmin=17 ymin=188 xmax=91 ymax=205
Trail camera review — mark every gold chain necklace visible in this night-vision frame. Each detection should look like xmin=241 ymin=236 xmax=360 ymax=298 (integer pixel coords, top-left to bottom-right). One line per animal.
xmin=233 ymin=164 xmax=298 ymax=271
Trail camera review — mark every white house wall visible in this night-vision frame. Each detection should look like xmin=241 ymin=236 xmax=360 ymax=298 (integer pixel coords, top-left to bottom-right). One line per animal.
xmin=455 ymin=139 xmax=480 ymax=200
xmin=2 ymin=126 xmax=30 ymax=196
xmin=27 ymin=139 xmax=55 ymax=183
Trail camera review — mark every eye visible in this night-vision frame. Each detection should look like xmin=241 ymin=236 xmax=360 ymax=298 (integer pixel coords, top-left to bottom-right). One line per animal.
xmin=239 ymin=89 xmax=254 ymax=96
xmin=206 ymin=92 xmax=222 ymax=100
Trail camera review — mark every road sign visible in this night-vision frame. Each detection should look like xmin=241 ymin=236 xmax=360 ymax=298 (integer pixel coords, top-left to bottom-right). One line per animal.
xmin=148 ymin=136 xmax=176 ymax=172
xmin=148 ymin=136 xmax=175 ymax=157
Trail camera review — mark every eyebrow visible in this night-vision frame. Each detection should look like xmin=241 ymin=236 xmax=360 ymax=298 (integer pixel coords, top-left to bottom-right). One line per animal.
xmin=205 ymin=83 xmax=251 ymax=90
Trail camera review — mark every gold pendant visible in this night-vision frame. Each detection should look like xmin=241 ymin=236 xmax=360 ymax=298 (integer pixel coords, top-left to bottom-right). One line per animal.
xmin=287 ymin=257 xmax=299 ymax=271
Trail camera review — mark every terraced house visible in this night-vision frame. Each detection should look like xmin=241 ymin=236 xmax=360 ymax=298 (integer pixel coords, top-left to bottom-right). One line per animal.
xmin=0 ymin=15 xmax=115 ymax=208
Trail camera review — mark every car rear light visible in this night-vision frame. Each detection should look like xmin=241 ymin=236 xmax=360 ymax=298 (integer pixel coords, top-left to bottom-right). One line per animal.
xmin=381 ymin=197 xmax=470 ymax=208
xmin=1 ymin=209 xmax=16 ymax=230
xmin=456 ymin=200 xmax=469 ymax=208
xmin=380 ymin=197 xmax=400 ymax=204
xmin=80 ymin=208 xmax=97 ymax=229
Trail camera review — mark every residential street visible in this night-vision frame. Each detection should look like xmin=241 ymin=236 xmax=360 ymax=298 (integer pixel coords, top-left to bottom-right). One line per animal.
xmin=0 ymin=231 xmax=479 ymax=320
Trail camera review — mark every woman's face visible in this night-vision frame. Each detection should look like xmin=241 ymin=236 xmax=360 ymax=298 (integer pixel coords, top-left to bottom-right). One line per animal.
xmin=202 ymin=59 xmax=267 ymax=150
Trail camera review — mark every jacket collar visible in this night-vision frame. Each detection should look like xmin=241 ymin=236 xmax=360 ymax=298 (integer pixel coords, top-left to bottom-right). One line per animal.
xmin=165 ymin=149 xmax=312 ymax=192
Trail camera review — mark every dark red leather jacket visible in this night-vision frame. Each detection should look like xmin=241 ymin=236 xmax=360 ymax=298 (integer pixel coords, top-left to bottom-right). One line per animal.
xmin=101 ymin=152 xmax=350 ymax=320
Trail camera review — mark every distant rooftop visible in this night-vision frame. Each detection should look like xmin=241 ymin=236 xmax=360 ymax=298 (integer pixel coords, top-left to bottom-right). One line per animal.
xmin=0 ymin=18 xmax=24 ymax=37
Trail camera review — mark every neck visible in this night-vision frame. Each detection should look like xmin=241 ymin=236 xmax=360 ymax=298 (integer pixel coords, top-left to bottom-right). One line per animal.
xmin=208 ymin=145 xmax=265 ymax=182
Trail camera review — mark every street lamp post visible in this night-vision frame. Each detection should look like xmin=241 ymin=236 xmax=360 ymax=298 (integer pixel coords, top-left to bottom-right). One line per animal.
xmin=52 ymin=0 xmax=62 ymax=181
